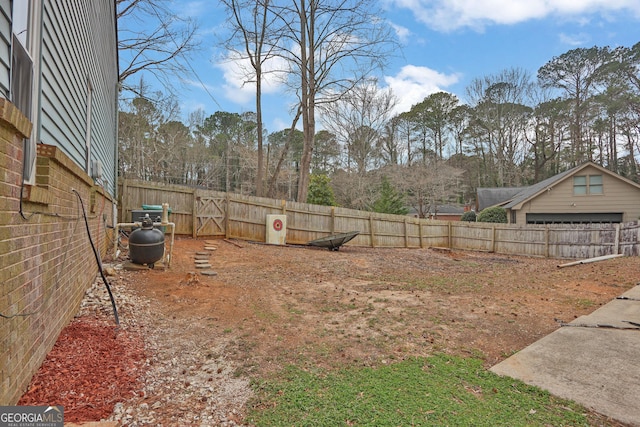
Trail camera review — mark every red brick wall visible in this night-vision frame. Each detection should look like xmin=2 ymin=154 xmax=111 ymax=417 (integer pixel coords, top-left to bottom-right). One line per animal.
xmin=0 ymin=99 xmax=115 ymax=404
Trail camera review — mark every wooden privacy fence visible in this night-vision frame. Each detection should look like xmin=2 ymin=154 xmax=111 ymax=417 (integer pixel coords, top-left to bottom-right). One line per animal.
xmin=118 ymin=179 xmax=640 ymax=259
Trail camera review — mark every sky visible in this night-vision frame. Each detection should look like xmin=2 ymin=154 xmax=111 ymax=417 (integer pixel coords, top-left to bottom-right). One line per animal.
xmin=124 ymin=0 xmax=640 ymax=134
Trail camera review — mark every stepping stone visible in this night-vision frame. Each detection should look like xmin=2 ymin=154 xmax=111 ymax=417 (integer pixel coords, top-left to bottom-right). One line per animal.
xmin=200 ymin=270 xmax=218 ymax=276
xmin=122 ymin=261 xmax=149 ymax=271
xmin=195 ymin=255 xmax=210 ymax=260
xmin=195 ymin=263 xmax=212 ymax=269
xmin=196 ymin=251 xmax=209 ymax=256
xmin=194 ymin=259 xmax=209 ymax=264
xmin=123 ymin=261 xmax=166 ymax=271
xmin=204 ymin=246 xmax=217 ymax=251
xmin=205 ymin=240 xmax=217 ymax=245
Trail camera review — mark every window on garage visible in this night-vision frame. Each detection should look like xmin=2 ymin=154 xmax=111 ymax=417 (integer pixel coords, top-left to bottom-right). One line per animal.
xmin=589 ymin=175 xmax=603 ymax=194
xmin=573 ymin=175 xmax=603 ymax=195
xmin=573 ymin=176 xmax=587 ymax=194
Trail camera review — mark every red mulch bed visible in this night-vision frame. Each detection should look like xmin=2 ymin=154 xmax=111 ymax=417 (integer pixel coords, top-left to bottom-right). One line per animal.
xmin=18 ymin=316 xmax=146 ymax=423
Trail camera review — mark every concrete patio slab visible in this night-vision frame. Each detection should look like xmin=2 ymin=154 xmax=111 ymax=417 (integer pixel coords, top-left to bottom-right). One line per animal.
xmin=491 ymin=285 xmax=640 ymax=426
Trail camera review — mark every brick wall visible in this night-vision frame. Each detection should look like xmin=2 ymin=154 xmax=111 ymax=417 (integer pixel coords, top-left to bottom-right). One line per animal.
xmin=0 ymin=99 xmax=115 ymax=404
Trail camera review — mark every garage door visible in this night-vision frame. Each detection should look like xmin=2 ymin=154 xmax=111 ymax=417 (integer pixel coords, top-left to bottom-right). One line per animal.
xmin=526 ymin=212 xmax=623 ymax=224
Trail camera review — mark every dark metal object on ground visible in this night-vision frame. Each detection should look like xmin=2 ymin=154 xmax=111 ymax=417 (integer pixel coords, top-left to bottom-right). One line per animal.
xmin=129 ymin=215 xmax=165 ymax=267
xmin=617 ymin=296 xmax=640 ymax=301
xmin=307 ymin=231 xmax=359 ymax=251
xmin=554 ymin=318 xmax=640 ymax=330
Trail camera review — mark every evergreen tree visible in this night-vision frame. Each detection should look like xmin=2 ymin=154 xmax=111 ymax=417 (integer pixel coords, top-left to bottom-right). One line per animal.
xmin=370 ymin=176 xmax=408 ymax=215
xmin=306 ymin=174 xmax=337 ymax=206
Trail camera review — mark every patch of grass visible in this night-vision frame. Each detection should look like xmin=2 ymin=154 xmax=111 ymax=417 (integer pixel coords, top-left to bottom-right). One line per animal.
xmin=282 ymin=302 xmax=305 ymax=315
xmin=253 ymin=305 xmax=280 ymax=321
xmin=575 ymin=298 xmax=596 ymax=309
xmin=319 ymin=301 xmax=358 ymax=313
xmin=248 ymin=354 xmax=590 ymax=426
xmin=388 ymin=275 xmax=481 ymax=293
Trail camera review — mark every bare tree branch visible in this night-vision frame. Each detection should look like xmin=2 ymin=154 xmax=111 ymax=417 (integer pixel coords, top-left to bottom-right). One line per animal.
xmin=116 ymin=0 xmax=200 ymax=97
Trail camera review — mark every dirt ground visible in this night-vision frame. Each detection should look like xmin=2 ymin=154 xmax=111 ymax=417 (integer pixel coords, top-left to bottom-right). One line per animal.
xmin=20 ymin=236 xmax=640 ymax=426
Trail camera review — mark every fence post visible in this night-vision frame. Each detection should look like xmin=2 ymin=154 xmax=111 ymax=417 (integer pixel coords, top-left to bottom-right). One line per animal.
xmin=545 ymin=225 xmax=550 ymax=258
xmin=192 ymin=189 xmax=198 ymax=239
xmin=224 ymin=192 xmax=230 ymax=239
xmin=614 ymin=223 xmax=620 ymax=254
xmin=419 ymin=219 xmax=424 ymax=249
xmin=370 ymin=214 xmax=376 ymax=248
xmin=404 ymin=218 xmax=408 ymax=248
xmin=121 ymin=179 xmax=128 ymax=222
xmin=330 ymin=206 xmax=335 ymax=234
xmin=448 ymin=221 xmax=452 ymax=249
xmin=491 ymin=225 xmax=496 ymax=253
xmin=281 ymin=199 xmax=287 ymax=214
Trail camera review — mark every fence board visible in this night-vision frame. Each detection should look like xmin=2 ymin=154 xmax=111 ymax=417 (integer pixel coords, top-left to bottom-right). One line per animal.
xmin=118 ymin=179 xmax=640 ymax=259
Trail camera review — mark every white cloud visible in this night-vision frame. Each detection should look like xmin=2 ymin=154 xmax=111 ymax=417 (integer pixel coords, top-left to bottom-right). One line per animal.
xmin=389 ymin=0 xmax=640 ymax=32
xmin=215 ymin=53 xmax=289 ymax=106
xmin=384 ymin=65 xmax=461 ymax=114
xmin=215 ymin=58 xmax=256 ymax=105
xmin=182 ymin=78 xmax=216 ymax=93
xmin=176 ymin=1 xmax=208 ymax=19
xmin=270 ymin=116 xmax=294 ymax=133
xmin=390 ymin=22 xmax=412 ymax=44
xmin=181 ymin=99 xmax=208 ymax=116
xmin=559 ymin=32 xmax=591 ymax=46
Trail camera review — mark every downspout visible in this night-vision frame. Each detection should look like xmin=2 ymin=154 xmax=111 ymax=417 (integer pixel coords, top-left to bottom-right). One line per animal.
xmin=18 ymin=0 xmax=44 ymax=219
xmin=113 ymin=83 xmax=119 ymax=225
xmin=113 ymin=0 xmax=120 ymax=217
xmin=34 ymin=0 xmax=44 ymax=159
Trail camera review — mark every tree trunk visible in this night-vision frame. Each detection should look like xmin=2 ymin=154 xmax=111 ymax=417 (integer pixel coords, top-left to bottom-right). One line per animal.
xmin=296 ymin=0 xmax=313 ymax=203
xmin=256 ymin=75 xmax=264 ymax=196
xmin=267 ymin=107 xmax=302 ymax=198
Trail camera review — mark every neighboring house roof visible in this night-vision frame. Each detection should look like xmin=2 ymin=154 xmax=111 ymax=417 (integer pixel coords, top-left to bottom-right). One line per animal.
xmin=503 ymin=162 xmax=640 ymax=210
xmin=476 ymin=187 xmax=525 ymax=211
xmin=432 ymin=204 xmax=466 ymax=214
xmin=502 ymin=168 xmax=577 ymax=209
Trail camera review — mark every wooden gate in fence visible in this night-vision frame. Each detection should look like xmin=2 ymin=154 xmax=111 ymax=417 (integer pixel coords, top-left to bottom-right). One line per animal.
xmin=193 ymin=193 xmax=226 ymax=238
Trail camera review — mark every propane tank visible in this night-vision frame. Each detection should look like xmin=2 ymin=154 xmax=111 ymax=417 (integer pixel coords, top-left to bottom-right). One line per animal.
xmin=129 ymin=214 xmax=165 ymax=267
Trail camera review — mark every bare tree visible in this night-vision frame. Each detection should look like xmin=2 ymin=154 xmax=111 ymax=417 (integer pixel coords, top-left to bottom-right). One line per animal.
xmin=527 ymin=97 xmax=571 ymax=181
xmin=466 ymin=68 xmax=534 ymax=186
xmin=378 ymin=119 xmax=401 ymax=166
xmin=312 ymin=130 xmax=341 ymax=173
xmin=409 ymin=92 xmax=460 ymax=161
xmin=266 ymin=107 xmax=303 ymax=198
xmin=393 ymin=111 xmax=418 ymax=165
xmin=330 ymin=169 xmax=379 ymax=210
xmin=118 ymin=87 xmax=186 ymax=182
xmin=270 ymin=0 xmax=397 ymax=202
xmin=117 ymin=0 xmax=199 ymax=97
xmin=320 ymin=80 xmax=397 ymax=175
xmin=220 ymin=0 xmax=285 ymax=196
xmin=392 ymin=163 xmax=463 ymax=218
